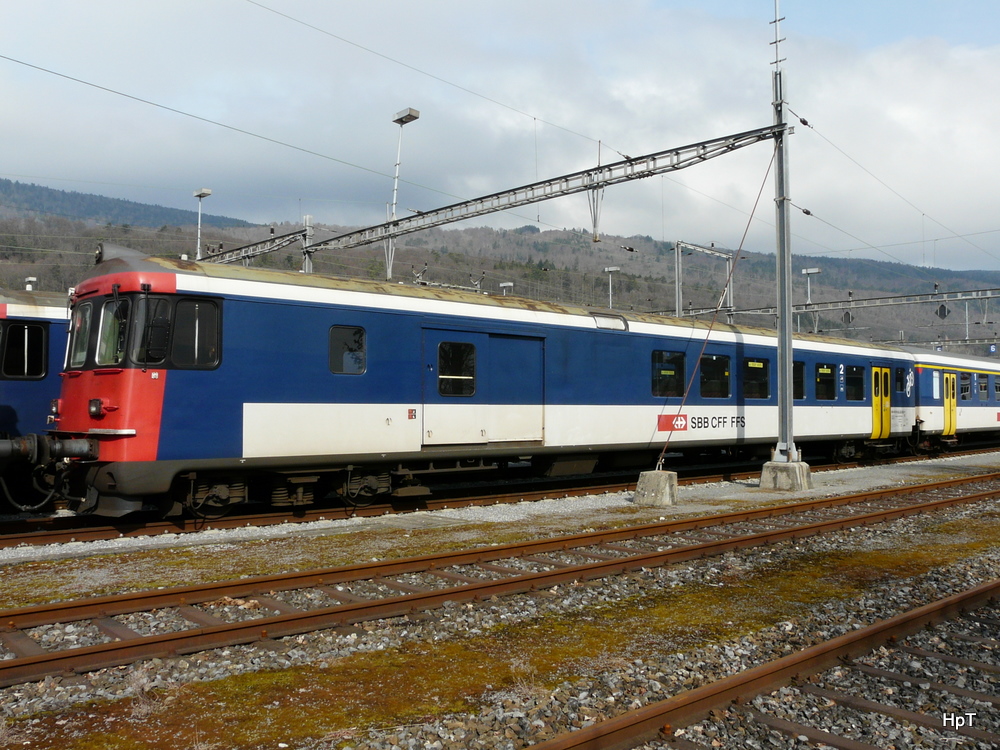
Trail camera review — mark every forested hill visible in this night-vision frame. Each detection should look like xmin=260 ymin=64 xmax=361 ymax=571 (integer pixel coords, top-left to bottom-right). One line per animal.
xmin=0 ymin=179 xmax=251 ymax=229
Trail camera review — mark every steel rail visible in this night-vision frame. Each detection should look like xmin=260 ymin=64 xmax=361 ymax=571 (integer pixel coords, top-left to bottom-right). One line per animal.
xmin=528 ymin=578 xmax=1000 ymax=750
xmin=1 ymin=476 xmax=999 ymax=687
xmin=4 ymin=471 xmax=999 ymax=629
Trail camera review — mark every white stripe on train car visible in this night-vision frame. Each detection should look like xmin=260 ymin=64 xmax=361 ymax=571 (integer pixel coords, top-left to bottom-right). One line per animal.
xmin=241 ymin=401 xmax=899 ymax=459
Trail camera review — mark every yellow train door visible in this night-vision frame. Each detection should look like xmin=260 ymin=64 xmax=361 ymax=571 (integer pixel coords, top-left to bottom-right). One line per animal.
xmin=943 ymin=372 xmax=957 ymax=436
xmin=870 ymin=366 xmax=891 ymax=439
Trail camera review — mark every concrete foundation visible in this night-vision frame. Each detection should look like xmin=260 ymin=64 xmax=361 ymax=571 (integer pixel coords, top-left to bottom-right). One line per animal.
xmin=759 ymin=461 xmax=813 ymax=491
xmin=633 ymin=470 xmax=678 ymax=507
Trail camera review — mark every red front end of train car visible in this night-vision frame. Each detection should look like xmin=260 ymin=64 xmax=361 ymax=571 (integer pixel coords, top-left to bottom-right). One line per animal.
xmin=47 ymin=270 xmax=176 ymax=509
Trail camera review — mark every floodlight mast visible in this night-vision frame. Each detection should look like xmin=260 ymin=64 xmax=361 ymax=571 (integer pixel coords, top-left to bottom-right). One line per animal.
xmin=194 ymin=188 xmax=211 ymax=260
xmin=385 ymin=107 xmax=420 ymax=281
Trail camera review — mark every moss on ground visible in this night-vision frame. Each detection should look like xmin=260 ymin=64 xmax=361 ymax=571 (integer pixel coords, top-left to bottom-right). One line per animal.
xmin=15 ymin=514 xmax=1000 ymax=749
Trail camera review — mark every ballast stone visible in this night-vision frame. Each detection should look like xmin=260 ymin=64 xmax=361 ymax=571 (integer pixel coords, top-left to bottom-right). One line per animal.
xmin=633 ymin=470 xmax=678 ymax=507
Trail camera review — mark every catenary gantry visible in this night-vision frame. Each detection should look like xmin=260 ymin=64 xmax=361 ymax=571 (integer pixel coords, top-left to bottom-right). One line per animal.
xmin=201 ymin=125 xmax=783 ymax=269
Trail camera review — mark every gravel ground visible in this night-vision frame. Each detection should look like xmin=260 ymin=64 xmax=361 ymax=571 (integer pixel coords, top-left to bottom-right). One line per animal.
xmin=2 ymin=453 xmax=1000 ymax=748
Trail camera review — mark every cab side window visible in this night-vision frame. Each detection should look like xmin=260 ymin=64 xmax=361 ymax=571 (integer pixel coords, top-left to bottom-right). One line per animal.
xmin=172 ymin=300 xmax=219 ymax=368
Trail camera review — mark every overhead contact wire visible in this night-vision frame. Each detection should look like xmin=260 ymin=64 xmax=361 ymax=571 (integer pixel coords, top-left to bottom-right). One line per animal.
xmin=654 ymin=147 xmax=776 ymax=470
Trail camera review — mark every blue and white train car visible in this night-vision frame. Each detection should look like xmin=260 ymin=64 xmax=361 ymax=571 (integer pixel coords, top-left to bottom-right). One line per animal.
xmin=9 ymin=244 xmax=933 ymax=516
xmin=0 ymin=287 xmax=68 ymax=509
xmin=0 ymin=288 xmax=68 ymax=436
xmin=906 ymin=348 xmax=1000 ymax=447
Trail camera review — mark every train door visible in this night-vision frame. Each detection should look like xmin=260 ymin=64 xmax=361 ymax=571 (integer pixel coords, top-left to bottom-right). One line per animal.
xmin=421 ymin=330 xmax=544 ymax=446
xmin=422 ymin=329 xmax=489 ymax=445
xmin=943 ymin=371 xmax=957 ymax=436
xmin=870 ymin=365 xmax=891 ymax=439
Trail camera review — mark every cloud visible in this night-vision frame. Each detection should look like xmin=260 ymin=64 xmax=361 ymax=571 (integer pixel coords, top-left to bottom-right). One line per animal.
xmin=1 ymin=1 xmax=998 ymax=268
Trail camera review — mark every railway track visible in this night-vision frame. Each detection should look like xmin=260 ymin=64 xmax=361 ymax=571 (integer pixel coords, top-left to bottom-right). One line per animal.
xmin=530 ymin=578 xmax=1000 ymax=749
xmin=3 ymin=473 xmax=1000 ymax=689
xmin=0 ymin=476 xmax=641 ymax=549
xmin=3 ymin=446 xmax=996 ymax=549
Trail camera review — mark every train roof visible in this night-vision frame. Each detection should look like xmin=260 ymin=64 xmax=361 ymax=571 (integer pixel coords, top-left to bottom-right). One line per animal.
xmin=898 ymin=344 xmax=1000 ymax=369
xmin=84 ymin=243 xmax=913 ymax=357
xmin=0 ymin=287 xmax=69 ymax=318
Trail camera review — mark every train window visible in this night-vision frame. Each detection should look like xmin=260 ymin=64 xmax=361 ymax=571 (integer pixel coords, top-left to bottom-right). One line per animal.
xmin=845 ymin=365 xmax=865 ymax=401
xmin=699 ymin=355 xmax=730 ymax=399
xmin=742 ymin=358 xmax=769 ymax=399
xmin=894 ymin=368 xmax=905 ymax=392
xmin=0 ymin=323 xmax=46 ymax=379
xmin=995 ymin=377 xmax=1000 ymax=400
xmin=329 ymin=326 xmax=366 ymax=375
xmin=979 ymin=375 xmax=989 ymax=400
xmin=652 ymin=350 xmax=685 ymax=397
xmin=96 ymin=298 xmax=131 ymax=366
xmin=68 ymin=302 xmax=92 ymax=369
xmin=815 ymin=363 xmax=836 ymax=400
xmin=438 ymin=341 xmax=475 ymax=396
xmin=793 ymin=361 xmax=804 ymax=400
xmin=172 ymin=300 xmax=220 ymax=368
xmin=960 ymin=372 xmax=971 ymax=401
xmin=130 ymin=297 xmax=173 ymax=366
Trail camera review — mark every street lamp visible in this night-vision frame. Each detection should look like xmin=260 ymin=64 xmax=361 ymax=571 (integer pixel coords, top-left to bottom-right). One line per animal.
xmin=604 ymin=266 xmax=620 ymax=308
xmin=386 ymin=107 xmax=420 ymax=281
xmin=194 ymin=188 xmax=212 ymax=260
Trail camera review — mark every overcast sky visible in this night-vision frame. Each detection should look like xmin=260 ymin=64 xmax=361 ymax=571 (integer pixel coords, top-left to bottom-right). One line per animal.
xmin=2 ymin=1 xmax=998 ymax=270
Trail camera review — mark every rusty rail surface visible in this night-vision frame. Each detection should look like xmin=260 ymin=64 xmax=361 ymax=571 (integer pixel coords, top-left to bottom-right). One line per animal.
xmin=529 ymin=579 xmax=1000 ymax=750
xmin=1 ymin=474 xmax=999 ymax=688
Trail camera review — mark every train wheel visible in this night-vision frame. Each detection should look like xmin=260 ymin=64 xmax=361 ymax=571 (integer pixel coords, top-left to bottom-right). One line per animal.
xmin=341 ymin=469 xmax=390 ymax=507
xmin=832 ymin=441 xmax=858 ymax=464
xmin=185 ymin=479 xmax=247 ymax=519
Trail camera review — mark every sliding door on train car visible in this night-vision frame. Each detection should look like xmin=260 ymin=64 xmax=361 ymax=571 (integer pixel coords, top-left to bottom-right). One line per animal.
xmin=943 ymin=371 xmax=957 ymax=436
xmin=870 ymin=365 xmax=891 ymax=439
xmin=421 ymin=329 xmax=543 ymax=446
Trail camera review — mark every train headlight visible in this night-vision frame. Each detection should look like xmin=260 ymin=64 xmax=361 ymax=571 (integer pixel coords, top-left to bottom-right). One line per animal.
xmin=88 ymin=399 xmax=104 ymax=417
xmin=49 ymin=399 xmax=61 ymax=417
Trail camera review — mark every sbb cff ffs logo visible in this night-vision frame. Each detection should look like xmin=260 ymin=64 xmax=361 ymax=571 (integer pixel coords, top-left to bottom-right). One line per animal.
xmin=657 ymin=414 xmax=748 ymax=431
xmin=658 ymin=414 xmax=688 ymax=431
